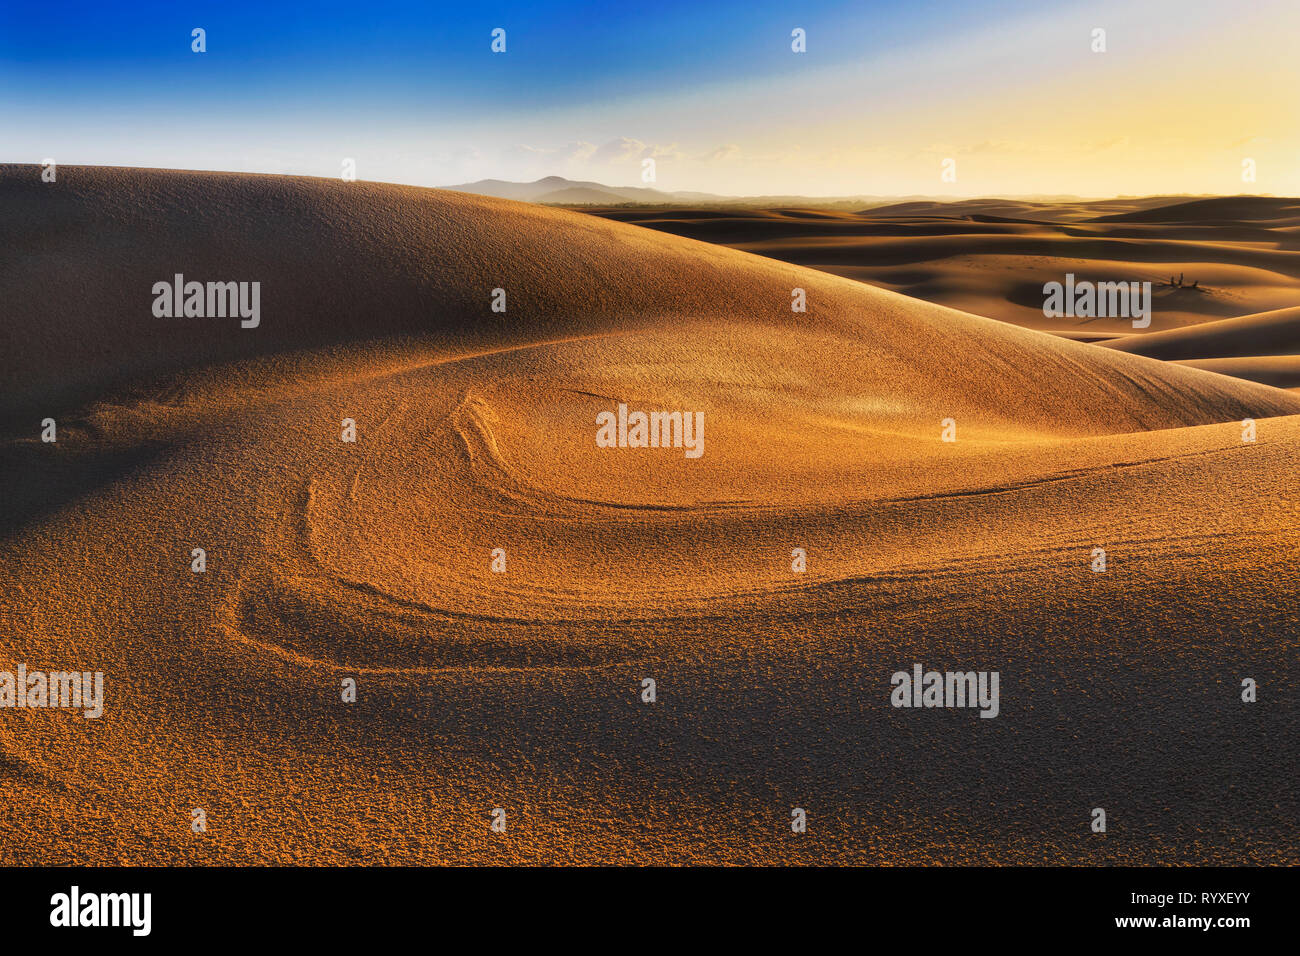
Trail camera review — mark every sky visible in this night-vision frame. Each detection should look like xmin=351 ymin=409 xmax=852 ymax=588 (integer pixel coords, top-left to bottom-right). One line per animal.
xmin=2 ymin=0 xmax=1297 ymax=197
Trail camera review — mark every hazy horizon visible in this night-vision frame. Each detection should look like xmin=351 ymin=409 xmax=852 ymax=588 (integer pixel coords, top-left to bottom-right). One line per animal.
xmin=7 ymin=162 xmax=1293 ymax=204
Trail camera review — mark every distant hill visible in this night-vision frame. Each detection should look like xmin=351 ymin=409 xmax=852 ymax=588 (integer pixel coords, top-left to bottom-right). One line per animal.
xmin=441 ymin=176 xmax=689 ymax=204
xmin=533 ymin=186 xmax=646 ymax=204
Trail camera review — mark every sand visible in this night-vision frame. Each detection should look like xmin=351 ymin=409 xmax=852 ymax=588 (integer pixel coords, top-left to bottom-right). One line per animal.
xmin=1 ymin=167 xmax=1296 ymax=864
xmin=592 ymin=197 xmax=1300 ymax=339
xmin=1096 ymin=306 xmax=1300 ymax=389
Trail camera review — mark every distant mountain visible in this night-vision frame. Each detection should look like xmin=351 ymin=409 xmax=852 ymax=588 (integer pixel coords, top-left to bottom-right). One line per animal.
xmin=441 ymin=176 xmax=693 ymax=204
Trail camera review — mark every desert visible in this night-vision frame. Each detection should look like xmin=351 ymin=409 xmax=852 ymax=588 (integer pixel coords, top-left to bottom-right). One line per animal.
xmin=0 ymin=165 xmax=1296 ymax=865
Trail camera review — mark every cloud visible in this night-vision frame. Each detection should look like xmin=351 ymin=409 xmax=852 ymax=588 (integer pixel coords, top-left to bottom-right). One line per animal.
xmin=588 ymin=137 xmax=683 ymax=165
xmin=590 ymin=137 xmax=648 ymax=165
xmin=499 ymin=137 xmax=685 ymax=181
xmin=643 ymin=142 xmax=684 ymax=161
xmin=701 ymin=144 xmax=740 ymax=162
xmin=1228 ymin=135 xmax=1271 ymax=149
xmin=509 ymin=141 xmax=597 ymax=163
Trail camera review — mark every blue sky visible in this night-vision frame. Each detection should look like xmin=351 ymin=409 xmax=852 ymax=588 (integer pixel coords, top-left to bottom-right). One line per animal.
xmin=2 ymin=0 xmax=1296 ymax=196
xmin=2 ymin=1 xmax=1021 ymax=107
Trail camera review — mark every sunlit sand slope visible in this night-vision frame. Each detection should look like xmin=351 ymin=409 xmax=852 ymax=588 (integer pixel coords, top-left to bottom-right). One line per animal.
xmin=1 ymin=168 xmax=1296 ymax=864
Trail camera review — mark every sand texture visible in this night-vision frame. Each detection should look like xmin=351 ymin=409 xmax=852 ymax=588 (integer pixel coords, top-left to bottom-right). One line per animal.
xmin=1 ymin=167 xmax=1296 ymax=864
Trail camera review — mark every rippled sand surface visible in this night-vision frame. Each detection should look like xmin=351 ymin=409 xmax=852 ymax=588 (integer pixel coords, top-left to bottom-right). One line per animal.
xmin=1 ymin=168 xmax=1296 ymax=863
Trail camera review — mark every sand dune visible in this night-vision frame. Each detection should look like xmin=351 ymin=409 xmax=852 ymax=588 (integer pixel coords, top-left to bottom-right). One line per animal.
xmin=1174 ymin=355 xmax=1300 ymax=389
xmin=1102 ymin=305 xmax=1300 ymax=388
xmin=1102 ymin=305 xmax=1300 ymax=360
xmin=1090 ymin=196 xmax=1300 ymax=224
xmin=1 ymin=167 xmax=1297 ymax=864
xmin=592 ymin=198 xmax=1300 ymax=338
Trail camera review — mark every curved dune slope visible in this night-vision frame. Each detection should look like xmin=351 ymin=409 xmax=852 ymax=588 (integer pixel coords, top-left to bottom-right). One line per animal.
xmin=1174 ymin=355 xmax=1300 ymax=389
xmin=4 ymin=166 xmax=1296 ymax=426
xmin=1103 ymin=305 xmax=1300 ymax=388
xmin=1089 ymin=195 xmax=1300 ymax=224
xmin=1102 ymin=305 xmax=1300 ymax=360
xmin=1 ymin=167 xmax=1297 ymax=865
